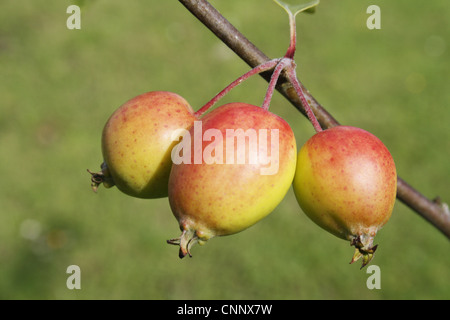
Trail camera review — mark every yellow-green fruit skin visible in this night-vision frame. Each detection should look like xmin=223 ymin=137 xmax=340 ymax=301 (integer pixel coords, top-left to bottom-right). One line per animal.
xmin=102 ymin=91 xmax=196 ymax=199
xmin=293 ymin=126 xmax=397 ymax=241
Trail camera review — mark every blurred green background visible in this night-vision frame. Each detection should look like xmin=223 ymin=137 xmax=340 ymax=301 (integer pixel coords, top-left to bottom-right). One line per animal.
xmin=1 ymin=0 xmax=449 ymax=300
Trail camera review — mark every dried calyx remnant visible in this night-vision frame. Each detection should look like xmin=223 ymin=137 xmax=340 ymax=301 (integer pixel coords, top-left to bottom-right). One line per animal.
xmin=350 ymin=235 xmax=378 ymax=269
xmin=87 ymin=162 xmax=115 ymax=192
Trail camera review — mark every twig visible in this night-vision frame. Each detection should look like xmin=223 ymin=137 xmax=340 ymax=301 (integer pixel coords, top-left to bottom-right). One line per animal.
xmin=178 ymin=0 xmax=450 ymax=240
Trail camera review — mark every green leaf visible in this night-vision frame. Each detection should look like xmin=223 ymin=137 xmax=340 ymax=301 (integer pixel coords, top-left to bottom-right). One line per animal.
xmin=273 ymin=0 xmax=320 ymax=17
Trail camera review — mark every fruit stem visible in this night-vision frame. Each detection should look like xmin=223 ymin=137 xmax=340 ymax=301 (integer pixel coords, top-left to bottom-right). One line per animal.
xmin=261 ymin=58 xmax=290 ymax=111
xmin=286 ymin=65 xmax=323 ymax=132
xmin=262 ymin=0 xmax=322 ymax=131
xmin=194 ymin=59 xmax=280 ymax=118
xmin=284 ymin=10 xmax=297 ymax=59
xmin=193 ymin=0 xmax=322 ymax=132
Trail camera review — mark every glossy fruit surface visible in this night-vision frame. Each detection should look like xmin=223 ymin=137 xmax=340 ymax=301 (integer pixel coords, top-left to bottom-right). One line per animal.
xmin=100 ymin=91 xmax=196 ymax=198
xmin=293 ymin=125 xmax=397 ymax=267
xmin=167 ymin=103 xmax=297 ymax=257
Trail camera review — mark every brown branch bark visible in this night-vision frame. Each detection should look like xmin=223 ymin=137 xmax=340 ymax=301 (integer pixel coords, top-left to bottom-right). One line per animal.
xmin=178 ymin=0 xmax=450 ymax=239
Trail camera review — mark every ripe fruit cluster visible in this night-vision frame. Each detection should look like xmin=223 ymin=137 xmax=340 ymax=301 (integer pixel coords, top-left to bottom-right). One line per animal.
xmin=89 ymin=0 xmax=397 ymax=268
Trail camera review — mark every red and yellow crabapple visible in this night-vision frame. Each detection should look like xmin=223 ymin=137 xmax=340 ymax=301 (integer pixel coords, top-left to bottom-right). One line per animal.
xmin=90 ymin=91 xmax=197 ymax=199
xmin=167 ymin=102 xmax=297 ymax=258
xmin=293 ymin=126 xmax=397 ymax=268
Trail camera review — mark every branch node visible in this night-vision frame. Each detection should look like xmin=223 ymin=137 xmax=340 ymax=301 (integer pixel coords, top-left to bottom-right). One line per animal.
xmin=433 ymin=197 xmax=450 ymax=217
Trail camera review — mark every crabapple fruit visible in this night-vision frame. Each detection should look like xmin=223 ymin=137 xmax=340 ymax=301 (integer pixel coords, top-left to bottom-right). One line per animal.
xmin=167 ymin=103 xmax=297 ymax=258
xmin=292 ymin=126 xmax=397 ymax=268
xmin=91 ymin=91 xmax=196 ymax=199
